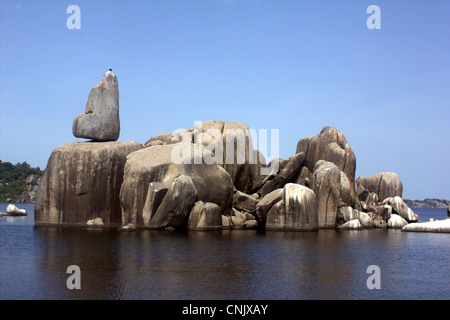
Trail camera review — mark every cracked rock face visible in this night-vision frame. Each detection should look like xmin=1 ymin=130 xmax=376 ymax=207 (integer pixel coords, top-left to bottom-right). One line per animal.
xmin=73 ymin=71 xmax=120 ymax=141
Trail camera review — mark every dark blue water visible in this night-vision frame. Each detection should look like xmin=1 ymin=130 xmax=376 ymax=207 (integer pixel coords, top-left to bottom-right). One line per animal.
xmin=0 ymin=203 xmax=449 ymax=300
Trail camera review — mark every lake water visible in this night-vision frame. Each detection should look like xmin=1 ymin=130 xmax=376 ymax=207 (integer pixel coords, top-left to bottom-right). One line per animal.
xmin=0 ymin=203 xmax=449 ymax=300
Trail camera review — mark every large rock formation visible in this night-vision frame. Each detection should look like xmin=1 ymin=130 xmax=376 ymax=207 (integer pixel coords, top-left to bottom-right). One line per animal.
xmin=119 ymin=144 xmax=234 ymax=228
xmin=144 ymin=120 xmax=265 ymax=194
xmin=296 ymin=126 xmax=357 ymax=199
xmin=73 ymin=70 xmax=120 ymax=141
xmin=35 ymin=141 xmax=142 ymax=226
xmin=355 ymin=172 xmax=402 ymax=202
xmin=311 ymin=160 xmax=341 ymax=229
xmin=265 ymin=183 xmax=318 ymax=231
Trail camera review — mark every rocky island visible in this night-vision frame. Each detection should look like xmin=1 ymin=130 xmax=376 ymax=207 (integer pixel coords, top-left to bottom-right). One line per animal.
xmin=34 ymin=70 xmax=449 ymax=233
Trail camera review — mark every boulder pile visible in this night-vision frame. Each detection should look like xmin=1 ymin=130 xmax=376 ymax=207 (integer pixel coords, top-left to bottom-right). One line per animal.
xmin=35 ymin=71 xmax=428 ymax=232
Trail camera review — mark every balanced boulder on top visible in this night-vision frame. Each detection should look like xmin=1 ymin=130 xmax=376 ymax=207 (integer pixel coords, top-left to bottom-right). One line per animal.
xmin=73 ymin=70 xmax=120 ymax=141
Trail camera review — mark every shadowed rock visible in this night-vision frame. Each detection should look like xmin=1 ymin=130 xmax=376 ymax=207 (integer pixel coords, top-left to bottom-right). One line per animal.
xmin=259 ymin=152 xmax=305 ymax=197
xmin=149 ymin=175 xmax=197 ymax=230
xmin=356 ymin=172 xmax=403 ymax=202
xmin=35 ymin=141 xmax=142 ymax=226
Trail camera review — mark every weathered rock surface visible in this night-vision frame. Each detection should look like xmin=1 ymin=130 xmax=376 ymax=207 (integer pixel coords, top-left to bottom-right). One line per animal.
xmin=144 ymin=120 xmax=265 ymax=194
xmin=259 ymin=152 xmax=305 ymax=197
xmin=402 ymin=219 xmax=450 ymax=233
xmin=387 ymin=214 xmax=408 ymax=229
xmin=266 ymin=183 xmax=318 ymax=231
xmin=188 ymin=201 xmax=222 ymax=231
xmin=255 ymin=188 xmax=283 ymax=223
xmin=233 ymin=190 xmax=258 ymax=213
xmin=142 ymin=182 xmax=169 ymax=227
xmin=382 ymin=196 xmax=418 ymax=222
xmin=35 ymin=141 xmax=142 ymax=226
xmin=119 ymin=144 xmax=234 ymax=227
xmin=296 ymin=126 xmax=356 ymax=198
xmin=311 ymin=160 xmax=340 ymax=229
xmin=356 ymin=172 xmax=402 ymax=202
xmin=149 ymin=175 xmax=197 ymax=229
xmin=73 ymin=71 xmax=120 ymax=141
xmin=357 ymin=210 xmax=374 ymax=228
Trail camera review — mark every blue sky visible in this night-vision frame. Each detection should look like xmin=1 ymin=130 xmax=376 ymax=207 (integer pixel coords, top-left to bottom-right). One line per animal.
xmin=0 ymin=0 xmax=449 ymax=199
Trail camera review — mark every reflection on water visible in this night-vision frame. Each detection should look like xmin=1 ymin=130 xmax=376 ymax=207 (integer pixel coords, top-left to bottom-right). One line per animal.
xmin=0 ymin=205 xmax=449 ymax=300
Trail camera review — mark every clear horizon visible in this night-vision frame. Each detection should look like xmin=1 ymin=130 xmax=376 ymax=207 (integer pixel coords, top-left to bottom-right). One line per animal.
xmin=1 ymin=0 xmax=449 ymax=200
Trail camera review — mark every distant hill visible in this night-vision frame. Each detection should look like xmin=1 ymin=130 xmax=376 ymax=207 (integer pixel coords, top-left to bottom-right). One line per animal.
xmin=404 ymin=198 xmax=449 ymax=209
xmin=0 ymin=161 xmax=43 ymax=202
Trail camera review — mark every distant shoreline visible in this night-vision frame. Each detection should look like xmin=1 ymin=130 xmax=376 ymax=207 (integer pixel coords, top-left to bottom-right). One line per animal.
xmin=404 ymin=199 xmax=449 ymax=209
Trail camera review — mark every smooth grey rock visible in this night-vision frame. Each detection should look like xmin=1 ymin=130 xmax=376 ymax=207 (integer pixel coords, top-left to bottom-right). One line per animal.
xmin=149 ymin=175 xmax=197 ymax=229
xmin=120 ymin=144 xmax=234 ymax=227
xmin=387 ymin=214 xmax=408 ymax=229
xmin=255 ymin=188 xmax=283 ymax=223
xmin=266 ymin=183 xmax=318 ymax=231
xmin=338 ymin=219 xmax=363 ymax=230
xmin=356 ymin=172 xmax=403 ymax=202
xmin=311 ymin=160 xmax=341 ymax=229
xmin=402 ymin=219 xmax=450 ymax=233
xmin=35 ymin=141 xmax=142 ymax=227
xmin=357 ymin=211 xmax=374 ymax=228
xmin=296 ymin=126 xmax=357 ymax=198
xmin=188 ymin=201 xmax=222 ymax=231
xmin=382 ymin=196 xmax=418 ymax=222
xmin=73 ymin=71 xmax=120 ymax=141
